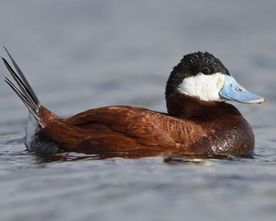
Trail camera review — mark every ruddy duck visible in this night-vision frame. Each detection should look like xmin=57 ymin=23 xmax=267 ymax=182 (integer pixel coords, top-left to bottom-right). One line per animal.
xmin=2 ymin=48 xmax=265 ymax=158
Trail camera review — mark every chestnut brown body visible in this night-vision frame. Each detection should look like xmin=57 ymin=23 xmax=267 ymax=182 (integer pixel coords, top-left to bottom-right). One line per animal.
xmin=35 ymin=92 xmax=254 ymax=157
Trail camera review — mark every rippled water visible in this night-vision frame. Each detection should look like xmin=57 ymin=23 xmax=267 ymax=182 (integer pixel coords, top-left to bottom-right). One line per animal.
xmin=0 ymin=1 xmax=276 ymax=221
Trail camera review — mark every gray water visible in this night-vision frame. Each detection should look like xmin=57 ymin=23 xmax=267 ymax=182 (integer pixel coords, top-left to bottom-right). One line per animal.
xmin=0 ymin=1 xmax=276 ymax=220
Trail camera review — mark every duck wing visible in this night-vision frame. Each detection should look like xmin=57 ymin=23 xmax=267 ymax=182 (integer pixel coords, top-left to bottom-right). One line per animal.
xmin=64 ymin=106 xmax=176 ymax=148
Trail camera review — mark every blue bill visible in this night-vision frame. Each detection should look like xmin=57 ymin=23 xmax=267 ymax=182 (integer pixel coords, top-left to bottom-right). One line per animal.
xmin=219 ymin=75 xmax=265 ymax=104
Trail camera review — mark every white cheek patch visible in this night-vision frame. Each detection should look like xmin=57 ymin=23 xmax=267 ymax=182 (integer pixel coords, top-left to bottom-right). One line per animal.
xmin=178 ymin=72 xmax=225 ymax=101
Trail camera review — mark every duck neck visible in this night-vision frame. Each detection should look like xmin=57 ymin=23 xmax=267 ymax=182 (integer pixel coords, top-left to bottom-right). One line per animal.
xmin=166 ymin=92 xmax=242 ymax=122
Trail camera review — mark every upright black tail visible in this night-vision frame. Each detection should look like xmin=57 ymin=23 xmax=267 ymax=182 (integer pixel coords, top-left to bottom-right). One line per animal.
xmin=2 ymin=47 xmax=40 ymax=123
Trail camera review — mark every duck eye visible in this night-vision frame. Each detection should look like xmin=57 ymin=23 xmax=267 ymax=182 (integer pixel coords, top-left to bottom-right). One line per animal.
xmin=202 ymin=68 xmax=210 ymax=75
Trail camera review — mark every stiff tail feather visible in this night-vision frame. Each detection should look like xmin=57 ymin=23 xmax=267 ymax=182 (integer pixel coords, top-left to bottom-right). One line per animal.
xmin=2 ymin=47 xmax=41 ymax=123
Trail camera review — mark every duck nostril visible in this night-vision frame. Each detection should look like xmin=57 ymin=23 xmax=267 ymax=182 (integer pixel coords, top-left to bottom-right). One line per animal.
xmin=236 ymin=87 xmax=243 ymax=92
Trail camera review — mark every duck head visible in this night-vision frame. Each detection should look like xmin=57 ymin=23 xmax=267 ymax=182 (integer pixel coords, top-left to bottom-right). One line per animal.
xmin=166 ymin=52 xmax=265 ymax=105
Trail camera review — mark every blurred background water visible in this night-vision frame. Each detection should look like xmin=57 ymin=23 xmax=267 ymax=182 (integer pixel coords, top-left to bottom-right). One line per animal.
xmin=0 ymin=0 xmax=276 ymax=221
